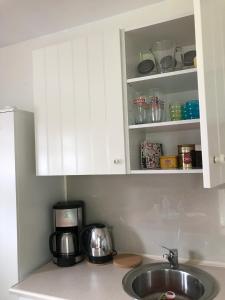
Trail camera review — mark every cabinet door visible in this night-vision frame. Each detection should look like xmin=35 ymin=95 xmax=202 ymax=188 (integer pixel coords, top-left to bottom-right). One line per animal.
xmin=33 ymin=29 xmax=125 ymax=175
xmin=194 ymin=0 xmax=225 ymax=187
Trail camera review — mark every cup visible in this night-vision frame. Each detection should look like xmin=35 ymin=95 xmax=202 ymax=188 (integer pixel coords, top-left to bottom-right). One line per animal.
xmin=147 ymin=88 xmax=165 ymax=122
xmin=133 ymin=95 xmax=148 ymax=124
xmin=169 ymin=103 xmax=182 ymax=121
xmin=149 ymin=97 xmax=165 ymax=122
xmin=182 ymin=100 xmax=200 ymax=119
xmin=174 ymin=47 xmax=184 ymax=70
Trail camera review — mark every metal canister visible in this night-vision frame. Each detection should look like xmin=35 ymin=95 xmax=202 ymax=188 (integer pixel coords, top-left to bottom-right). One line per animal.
xmin=178 ymin=144 xmax=195 ymax=169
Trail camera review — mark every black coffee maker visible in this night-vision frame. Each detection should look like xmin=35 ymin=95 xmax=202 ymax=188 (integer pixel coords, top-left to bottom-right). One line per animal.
xmin=49 ymin=200 xmax=85 ymax=267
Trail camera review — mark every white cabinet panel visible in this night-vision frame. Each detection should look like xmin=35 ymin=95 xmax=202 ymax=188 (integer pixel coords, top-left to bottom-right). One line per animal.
xmin=103 ymin=30 xmax=126 ymax=174
xmin=58 ymin=42 xmax=77 ymax=174
xmin=87 ymin=33 xmax=109 ymax=174
xmin=33 ymin=29 xmax=126 ymax=175
xmin=33 ymin=49 xmax=48 ymax=175
xmin=45 ymin=46 xmax=62 ymax=174
xmin=72 ymin=37 xmax=92 ymax=174
xmin=194 ymin=0 xmax=225 ymax=187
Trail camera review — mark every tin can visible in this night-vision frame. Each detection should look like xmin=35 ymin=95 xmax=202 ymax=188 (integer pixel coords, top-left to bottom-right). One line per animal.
xmin=178 ymin=144 xmax=195 ymax=169
xmin=160 ymin=156 xmax=178 ymax=169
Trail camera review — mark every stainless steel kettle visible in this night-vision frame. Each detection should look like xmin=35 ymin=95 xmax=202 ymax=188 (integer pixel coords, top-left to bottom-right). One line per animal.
xmin=80 ymin=223 xmax=116 ymax=264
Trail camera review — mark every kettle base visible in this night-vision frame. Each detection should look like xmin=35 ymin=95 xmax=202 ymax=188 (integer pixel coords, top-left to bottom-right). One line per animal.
xmin=88 ymin=255 xmax=113 ymax=264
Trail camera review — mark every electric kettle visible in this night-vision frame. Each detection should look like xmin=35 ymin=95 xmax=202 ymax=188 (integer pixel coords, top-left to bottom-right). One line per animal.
xmin=80 ymin=223 xmax=116 ymax=264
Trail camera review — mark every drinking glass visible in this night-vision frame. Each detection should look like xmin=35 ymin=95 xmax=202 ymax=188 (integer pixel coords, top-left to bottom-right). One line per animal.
xmin=169 ymin=103 xmax=182 ymax=121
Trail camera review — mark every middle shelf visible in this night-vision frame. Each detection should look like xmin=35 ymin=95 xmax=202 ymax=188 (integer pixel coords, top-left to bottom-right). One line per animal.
xmin=127 ymin=68 xmax=198 ymax=94
xmin=129 ymin=119 xmax=200 ymax=133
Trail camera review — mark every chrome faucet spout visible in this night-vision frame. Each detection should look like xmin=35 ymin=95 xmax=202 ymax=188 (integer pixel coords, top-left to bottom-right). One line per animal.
xmin=162 ymin=246 xmax=179 ymax=269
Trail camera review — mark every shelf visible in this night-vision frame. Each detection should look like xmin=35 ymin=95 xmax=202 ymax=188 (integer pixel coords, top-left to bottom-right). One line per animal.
xmin=127 ymin=68 xmax=198 ymax=93
xmin=130 ymin=169 xmax=203 ymax=174
xmin=129 ymin=119 xmax=200 ymax=133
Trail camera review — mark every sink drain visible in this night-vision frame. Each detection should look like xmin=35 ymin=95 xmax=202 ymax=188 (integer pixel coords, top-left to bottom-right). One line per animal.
xmin=160 ymin=291 xmax=176 ymax=300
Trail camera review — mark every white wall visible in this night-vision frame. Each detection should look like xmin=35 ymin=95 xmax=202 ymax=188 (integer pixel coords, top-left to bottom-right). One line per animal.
xmin=67 ymin=175 xmax=225 ymax=263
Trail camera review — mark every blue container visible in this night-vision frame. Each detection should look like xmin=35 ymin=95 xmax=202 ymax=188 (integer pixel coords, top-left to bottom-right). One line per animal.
xmin=182 ymin=99 xmax=199 ymax=119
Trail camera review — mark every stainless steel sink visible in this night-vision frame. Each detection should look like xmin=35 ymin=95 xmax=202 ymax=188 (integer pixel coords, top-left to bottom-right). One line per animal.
xmin=122 ymin=263 xmax=219 ymax=300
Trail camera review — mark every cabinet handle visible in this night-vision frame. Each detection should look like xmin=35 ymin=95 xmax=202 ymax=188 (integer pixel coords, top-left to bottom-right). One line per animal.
xmin=214 ymin=154 xmax=225 ymax=164
xmin=113 ymin=159 xmax=121 ymax=164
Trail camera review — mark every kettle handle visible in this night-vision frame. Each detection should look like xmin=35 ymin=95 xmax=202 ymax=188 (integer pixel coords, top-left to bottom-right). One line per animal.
xmin=49 ymin=232 xmax=60 ymax=257
xmin=79 ymin=225 xmax=95 ymax=256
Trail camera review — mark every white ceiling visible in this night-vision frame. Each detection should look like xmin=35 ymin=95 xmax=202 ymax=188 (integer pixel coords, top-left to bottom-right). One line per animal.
xmin=0 ymin=0 xmax=162 ymax=47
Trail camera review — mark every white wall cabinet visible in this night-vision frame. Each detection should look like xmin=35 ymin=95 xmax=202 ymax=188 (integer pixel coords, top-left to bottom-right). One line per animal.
xmin=33 ymin=0 xmax=225 ymax=188
xmin=33 ymin=29 xmax=126 ymax=175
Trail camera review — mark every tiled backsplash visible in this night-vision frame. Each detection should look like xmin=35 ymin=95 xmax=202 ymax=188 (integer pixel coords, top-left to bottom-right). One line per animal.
xmin=67 ymin=174 xmax=225 ymax=263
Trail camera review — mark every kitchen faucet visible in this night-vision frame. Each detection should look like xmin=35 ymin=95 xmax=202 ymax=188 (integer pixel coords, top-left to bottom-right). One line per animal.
xmin=162 ymin=246 xmax=179 ymax=269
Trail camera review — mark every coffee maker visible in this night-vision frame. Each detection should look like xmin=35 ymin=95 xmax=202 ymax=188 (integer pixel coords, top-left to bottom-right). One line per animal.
xmin=49 ymin=200 xmax=85 ymax=267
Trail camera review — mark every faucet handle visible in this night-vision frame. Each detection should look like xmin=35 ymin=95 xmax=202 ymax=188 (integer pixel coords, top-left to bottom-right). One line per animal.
xmin=161 ymin=245 xmax=177 ymax=255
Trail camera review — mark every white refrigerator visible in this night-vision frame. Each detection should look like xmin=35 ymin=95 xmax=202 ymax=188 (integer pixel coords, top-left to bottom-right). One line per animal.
xmin=0 ymin=109 xmax=64 ymax=300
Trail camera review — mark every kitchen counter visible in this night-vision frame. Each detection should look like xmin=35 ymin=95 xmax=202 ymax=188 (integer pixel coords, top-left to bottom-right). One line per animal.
xmin=10 ymin=258 xmax=225 ymax=300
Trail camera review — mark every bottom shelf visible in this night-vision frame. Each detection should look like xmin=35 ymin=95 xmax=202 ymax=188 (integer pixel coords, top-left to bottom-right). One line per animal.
xmin=130 ymin=169 xmax=203 ymax=174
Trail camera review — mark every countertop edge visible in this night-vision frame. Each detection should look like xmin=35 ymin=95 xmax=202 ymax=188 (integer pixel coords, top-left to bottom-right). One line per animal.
xmin=9 ymin=287 xmax=67 ymax=300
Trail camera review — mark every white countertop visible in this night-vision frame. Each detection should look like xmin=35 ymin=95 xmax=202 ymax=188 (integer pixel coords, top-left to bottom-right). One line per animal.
xmin=10 ymin=259 xmax=225 ymax=300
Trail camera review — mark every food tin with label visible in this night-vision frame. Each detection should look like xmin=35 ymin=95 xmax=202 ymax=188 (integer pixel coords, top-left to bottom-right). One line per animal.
xmin=160 ymin=156 xmax=178 ymax=169
xmin=178 ymin=144 xmax=195 ymax=169
xmin=141 ymin=141 xmax=162 ymax=169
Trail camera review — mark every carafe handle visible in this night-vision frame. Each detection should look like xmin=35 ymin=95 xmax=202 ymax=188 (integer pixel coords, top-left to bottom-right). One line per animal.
xmin=49 ymin=232 xmax=60 ymax=257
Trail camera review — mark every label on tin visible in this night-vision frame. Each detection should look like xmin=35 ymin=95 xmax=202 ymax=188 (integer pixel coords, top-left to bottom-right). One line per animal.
xmin=184 ymin=153 xmax=192 ymax=164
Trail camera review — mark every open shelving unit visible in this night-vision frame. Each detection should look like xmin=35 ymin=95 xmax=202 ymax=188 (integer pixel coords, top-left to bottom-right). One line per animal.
xmin=123 ymin=15 xmax=202 ymax=175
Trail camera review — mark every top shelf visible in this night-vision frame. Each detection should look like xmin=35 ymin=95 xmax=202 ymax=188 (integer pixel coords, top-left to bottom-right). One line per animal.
xmin=127 ymin=68 xmax=198 ymax=94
